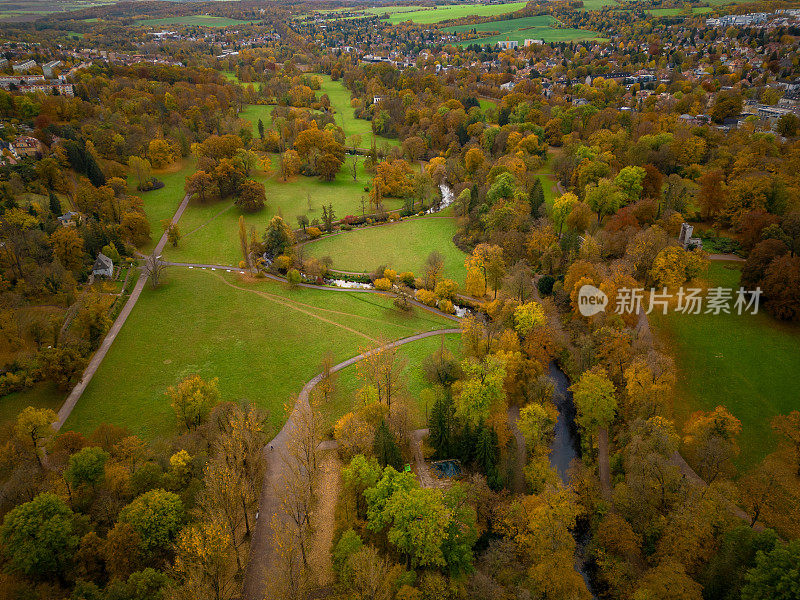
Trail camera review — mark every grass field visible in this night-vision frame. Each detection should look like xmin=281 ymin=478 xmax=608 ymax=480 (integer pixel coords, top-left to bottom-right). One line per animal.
xmin=649 ymin=6 xmax=712 ymax=16
xmin=165 ymin=158 xmax=405 ymax=267
xmin=304 ymin=216 xmax=468 ymax=285
xmin=129 ymin=157 xmax=197 ymax=252
xmin=579 ymin=0 xmax=619 ymax=9
xmin=449 ymin=15 xmax=603 ymax=45
xmin=316 ymin=75 xmax=399 ymax=149
xmin=378 ymin=2 xmax=527 ymax=24
xmin=63 ymin=269 xmax=453 ymax=439
xmin=651 ymin=261 xmax=800 ymax=469
xmin=322 ymin=332 xmax=461 ymax=430
xmin=0 ymin=384 xmax=63 ymax=428
xmin=137 ymin=15 xmax=255 ymax=27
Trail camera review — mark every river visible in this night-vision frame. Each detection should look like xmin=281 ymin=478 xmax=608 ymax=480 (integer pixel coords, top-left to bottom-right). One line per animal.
xmin=547 ymin=361 xmax=597 ymax=598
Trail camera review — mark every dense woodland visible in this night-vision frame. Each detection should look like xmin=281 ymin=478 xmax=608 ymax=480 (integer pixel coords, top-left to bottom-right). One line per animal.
xmin=0 ymin=0 xmax=799 ymax=599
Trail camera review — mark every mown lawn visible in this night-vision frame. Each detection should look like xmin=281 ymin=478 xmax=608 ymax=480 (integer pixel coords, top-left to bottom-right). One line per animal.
xmin=0 ymin=383 xmax=63 ymax=428
xmin=450 ymin=15 xmax=603 ymax=44
xmin=316 ymin=74 xmax=399 ymax=148
xmin=130 ymin=157 xmax=197 ymax=252
xmin=321 ymin=332 xmax=461 ymax=430
xmin=165 ymin=158 xmax=404 ymax=267
xmin=650 ymin=261 xmax=800 ymax=469
xmin=63 ymin=269 xmax=453 ymax=440
xmin=304 ymin=216 xmax=468 ymax=285
xmin=382 ymin=2 xmax=526 ymax=24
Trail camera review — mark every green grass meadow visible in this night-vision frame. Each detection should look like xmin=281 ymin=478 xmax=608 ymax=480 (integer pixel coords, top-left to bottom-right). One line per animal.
xmin=322 ymin=332 xmax=461 ymax=429
xmin=63 ymin=269 xmax=453 ymax=439
xmin=130 ymin=157 xmax=197 ymax=252
xmin=651 ymin=261 xmax=800 ymax=468
xmin=449 ymin=15 xmax=603 ymax=45
xmin=380 ymin=2 xmax=527 ymax=24
xmin=165 ymin=158 xmax=404 ymax=267
xmin=316 ymin=75 xmax=399 ymax=149
xmin=304 ymin=216 xmax=468 ymax=285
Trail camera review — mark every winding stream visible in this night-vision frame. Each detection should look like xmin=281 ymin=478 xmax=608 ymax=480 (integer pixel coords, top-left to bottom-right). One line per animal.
xmin=547 ymin=362 xmax=597 ymax=598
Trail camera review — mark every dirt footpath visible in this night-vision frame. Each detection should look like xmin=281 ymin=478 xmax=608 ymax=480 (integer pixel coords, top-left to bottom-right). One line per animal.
xmin=308 ymin=450 xmax=342 ymax=587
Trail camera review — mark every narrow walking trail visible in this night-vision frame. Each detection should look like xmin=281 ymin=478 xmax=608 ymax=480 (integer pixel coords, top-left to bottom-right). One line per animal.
xmin=54 ymin=192 xmax=192 ymax=430
xmin=241 ymin=328 xmax=460 ymax=600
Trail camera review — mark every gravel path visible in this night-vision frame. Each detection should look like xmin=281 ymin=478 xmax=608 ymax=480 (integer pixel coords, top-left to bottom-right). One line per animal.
xmin=241 ymin=328 xmax=460 ymax=600
xmin=54 ymin=192 xmax=192 ymax=431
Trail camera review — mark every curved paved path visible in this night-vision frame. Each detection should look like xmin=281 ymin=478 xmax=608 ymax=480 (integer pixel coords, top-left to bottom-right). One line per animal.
xmin=242 ymin=328 xmax=460 ymax=600
xmin=54 ymin=192 xmax=192 ymax=430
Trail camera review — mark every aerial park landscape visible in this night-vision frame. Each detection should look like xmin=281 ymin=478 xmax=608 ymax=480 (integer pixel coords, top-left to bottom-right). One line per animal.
xmin=0 ymin=0 xmax=799 ymax=599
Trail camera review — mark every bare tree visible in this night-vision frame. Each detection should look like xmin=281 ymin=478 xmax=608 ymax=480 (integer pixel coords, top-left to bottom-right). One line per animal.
xmin=141 ymin=253 xmax=167 ymax=289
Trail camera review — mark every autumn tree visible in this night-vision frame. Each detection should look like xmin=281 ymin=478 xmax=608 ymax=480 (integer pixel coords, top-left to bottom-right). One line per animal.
xmin=166 ymin=374 xmax=221 ymax=431
xmin=682 ymin=406 xmax=741 ymax=484
xmin=571 ymin=366 xmax=617 ymax=494
xmin=235 ymin=179 xmax=266 ymax=213
xmin=0 ymin=492 xmax=78 ymax=581
xmin=51 ymin=226 xmax=85 ymax=272
xmin=697 ymin=170 xmax=725 ymax=220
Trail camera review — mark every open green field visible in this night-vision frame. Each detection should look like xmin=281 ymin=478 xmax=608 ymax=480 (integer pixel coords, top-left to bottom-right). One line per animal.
xmin=316 ymin=74 xmax=399 ymax=149
xmin=63 ymin=269 xmax=453 ymax=439
xmin=240 ymin=104 xmax=276 ymax=133
xmin=129 ymin=157 xmax=197 ymax=252
xmin=579 ymin=0 xmax=619 ymax=10
xmin=137 ymin=15 xmax=255 ymax=27
xmin=379 ymin=2 xmax=526 ymax=24
xmin=651 ymin=261 xmax=800 ymax=469
xmin=449 ymin=15 xmax=603 ymax=45
xmin=0 ymin=383 xmax=63 ymax=428
xmin=322 ymin=332 xmax=461 ymax=430
xmin=304 ymin=216 xmax=468 ymax=285
xmin=649 ymin=6 xmax=712 ymax=16
xmin=165 ymin=158 xmax=405 ymax=267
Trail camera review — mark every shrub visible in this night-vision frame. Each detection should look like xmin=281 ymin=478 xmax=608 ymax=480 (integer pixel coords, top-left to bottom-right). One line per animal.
xmin=273 ymin=255 xmax=292 ymax=273
xmin=383 ymin=268 xmax=397 ymax=282
xmin=388 ymin=212 xmax=401 ymax=222
xmin=341 ymin=224 xmax=352 ymax=231
xmin=287 ymin=269 xmax=301 ymax=286
xmin=398 ymin=271 xmax=415 ymax=286
xmin=374 ymin=278 xmax=392 ymax=291
xmin=306 ymin=227 xmax=322 ymax=239
xmin=438 ymin=299 xmax=455 ymax=314
xmin=435 ymin=279 xmax=459 ymax=300
xmin=415 ymin=289 xmax=437 ymax=307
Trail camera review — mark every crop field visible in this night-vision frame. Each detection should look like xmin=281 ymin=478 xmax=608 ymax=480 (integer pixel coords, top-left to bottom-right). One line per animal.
xmin=449 ymin=15 xmax=603 ymax=45
xmin=304 ymin=216 xmax=468 ymax=285
xmin=137 ymin=15 xmax=256 ymax=27
xmin=63 ymin=269 xmax=453 ymax=439
xmin=578 ymin=0 xmax=619 ymax=9
xmin=651 ymin=261 xmax=800 ymax=469
xmin=379 ymin=2 xmax=527 ymax=24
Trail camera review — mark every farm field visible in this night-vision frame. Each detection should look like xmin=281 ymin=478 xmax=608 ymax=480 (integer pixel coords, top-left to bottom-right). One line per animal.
xmin=129 ymin=156 xmax=197 ymax=252
xmin=449 ymin=15 xmax=603 ymax=45
xmin=304 ymin=216 xmax=468 ymax=285
xmin=322 ymin=332 xmax=462 ymax=429
xmin=316 ymin=74 xmax=399 ymax=148
xmin=579 ymin=0 xmax=619 ymax=9
xmin=650 ymin=261 xmax=800 ymax=469
xmin=137 ymin=15 xmax=256 ymax=27
xmin=165 ymin=158 xmax=405 ymax=267
xmin=379 ymin=2 xmax=527 ymax=24
xmin=63 ymin=268 xmax=453 ymax=440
